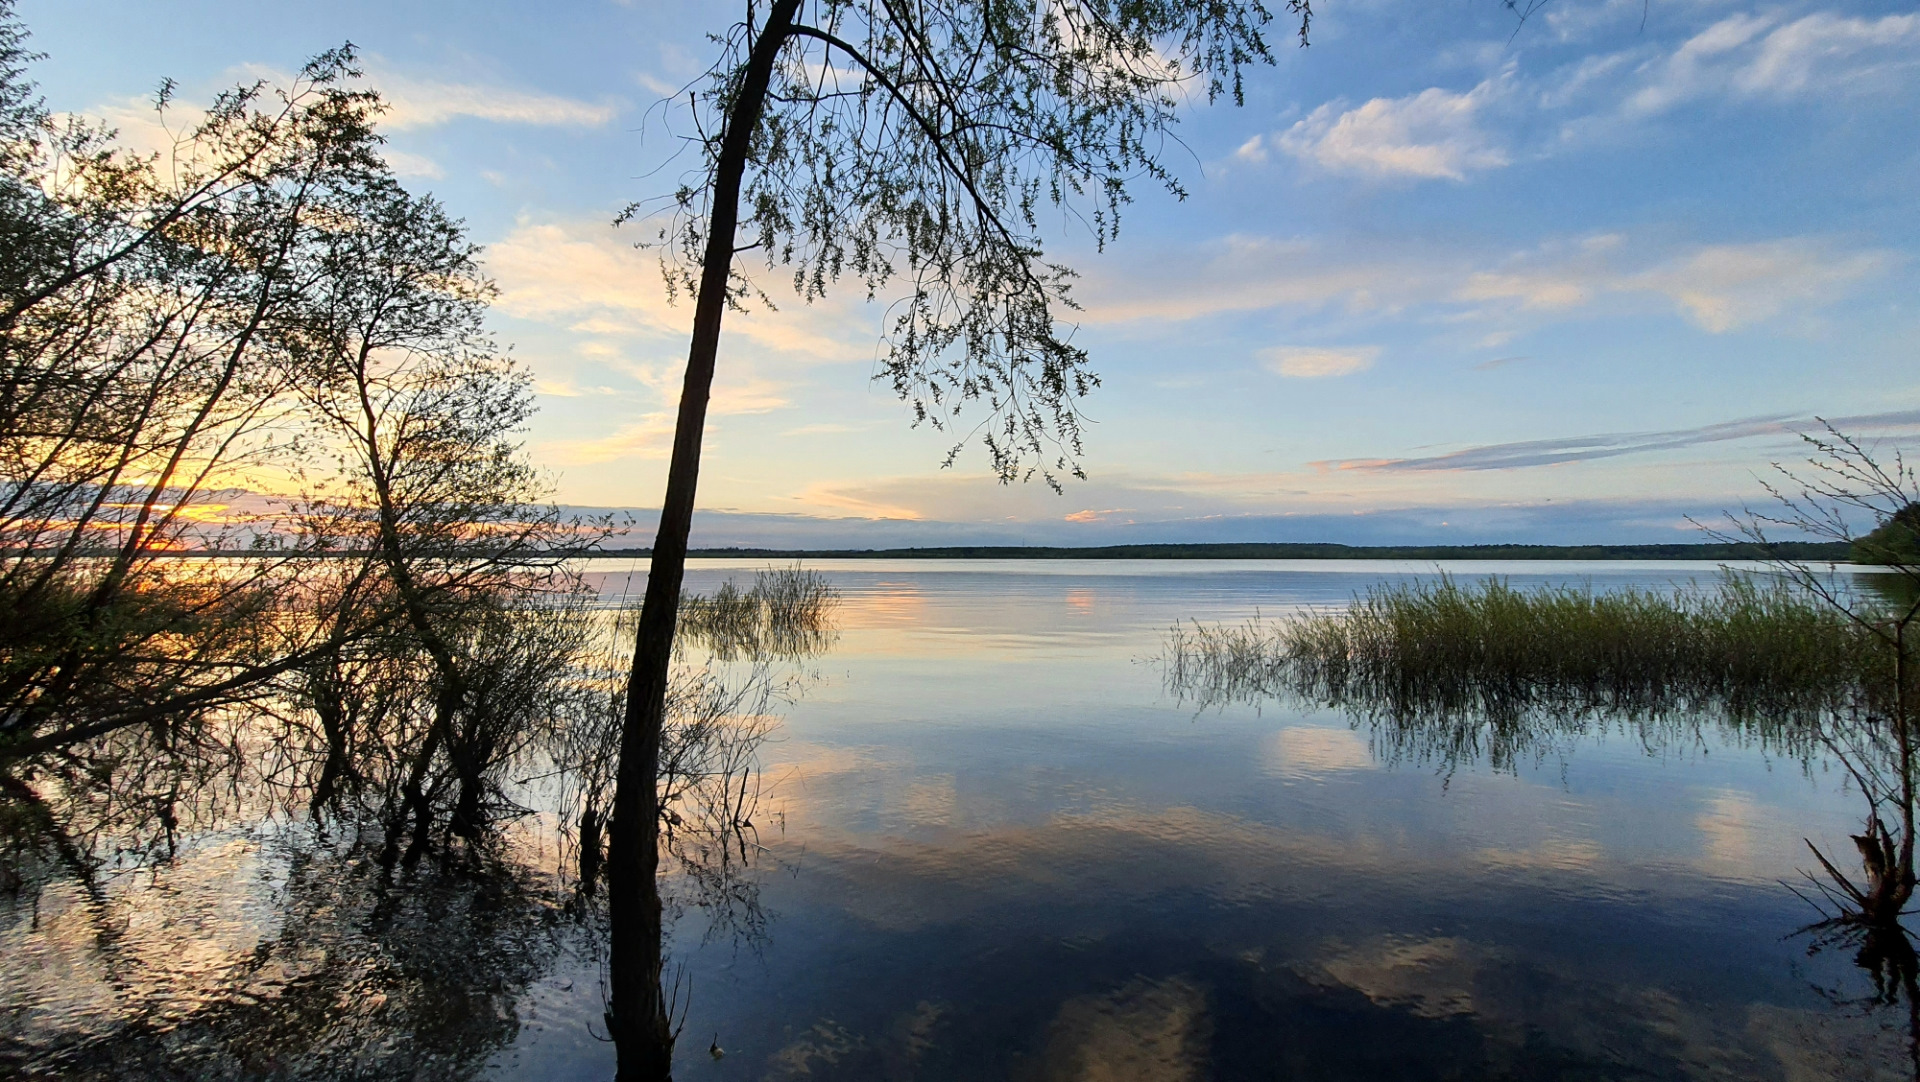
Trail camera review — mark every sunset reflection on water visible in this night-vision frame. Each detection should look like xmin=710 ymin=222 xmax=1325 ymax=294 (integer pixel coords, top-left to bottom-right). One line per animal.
xmin=5 ymin=559 xmax=1912 ymax=1080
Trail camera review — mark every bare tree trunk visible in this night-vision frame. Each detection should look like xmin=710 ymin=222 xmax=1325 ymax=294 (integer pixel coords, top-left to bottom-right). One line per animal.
xmin=607 ymin=4 xmax=802 ymax=1079
xmin=309 ymin=664 xmax=354 ymax=817
xmin=1897 ymin=621 xmax=1916 ymax=911
xmin=579 ymin=805 xmax=604 ymax=891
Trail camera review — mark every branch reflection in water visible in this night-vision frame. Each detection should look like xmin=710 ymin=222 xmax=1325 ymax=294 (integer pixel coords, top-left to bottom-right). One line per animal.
xmin=0 ymin=565 xmax=837 ymax=1080
xmin=1164 ymin=571 xmax=1919 ymax=1073
xmin=548 ymin=567 xmax=837 ymax=1070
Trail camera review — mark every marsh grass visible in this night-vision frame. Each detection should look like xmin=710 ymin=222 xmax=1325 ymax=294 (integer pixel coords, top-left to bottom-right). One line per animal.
xmin=547 ymin=566 xmax=839 ymax=935
xmin=676 ymin=565 xmax=839 ymax=661
xmin=2 ymin=564 xmax=841 ymax=923
xmin=1173 ymin=568 xmax=1920 ymax=1007
xmin=1166 ymin=574 xmax=1896 ymax=772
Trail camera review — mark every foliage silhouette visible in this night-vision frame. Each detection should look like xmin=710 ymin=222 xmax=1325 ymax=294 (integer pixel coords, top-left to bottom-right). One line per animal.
xmin=608 ymin=3 xmax=1310 ymax=1073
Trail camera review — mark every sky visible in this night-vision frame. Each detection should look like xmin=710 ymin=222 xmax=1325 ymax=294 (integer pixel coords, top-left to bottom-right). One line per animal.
xmin=19 ymin=0 xmax=1920 ymax=547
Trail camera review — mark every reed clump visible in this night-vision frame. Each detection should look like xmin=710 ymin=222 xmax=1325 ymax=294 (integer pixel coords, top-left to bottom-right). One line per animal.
xmin=676 ymin=565 xmax=839 ymax=661
xmin=552 ymin=566 xmax=839 ymax=901
xmin=1167 ymin=574 xmax=1895 ymax=770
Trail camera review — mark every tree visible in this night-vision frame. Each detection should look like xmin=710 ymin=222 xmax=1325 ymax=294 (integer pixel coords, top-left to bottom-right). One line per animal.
xmin=1855 ymin=502 xmax=1920 ymax=568
xmin=1719 ymin=426 xmax=1920 ymax=932
xmin=0 ymin=2 xmax=599 ymax=873
xmin=1681 ymin=427 xmax=1920 ymax=1069
xmin=607 ymin=1 xmax=1311 ymax=1075
xmin=0 ymin=11 xmax=396 ymax=760
xmin=283 ymin=169 xmax=594 ymax=858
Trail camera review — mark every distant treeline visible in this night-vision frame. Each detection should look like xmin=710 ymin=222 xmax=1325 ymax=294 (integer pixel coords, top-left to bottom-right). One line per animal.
xmin=104 ymin=540 xmax=1860 ymax=561
xmin=583 ymin=541 xmax=1857 ymax=561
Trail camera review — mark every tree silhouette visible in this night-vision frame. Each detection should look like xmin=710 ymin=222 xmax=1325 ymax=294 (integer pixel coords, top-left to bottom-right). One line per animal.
xmin=608 ymin=1 xmax=1311 ymax=1076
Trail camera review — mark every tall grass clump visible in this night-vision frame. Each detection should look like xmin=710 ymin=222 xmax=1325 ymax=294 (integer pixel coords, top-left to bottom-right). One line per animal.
xmin=550 ymin=565 xmax=838 ymax=901
xmin=1167 ymin=573 xmax=1893 ymax=771
xmin=676 ymin=565 xmax=839 ymax=661
xmin=1170 ymin=432 xmax=1919 ymax=983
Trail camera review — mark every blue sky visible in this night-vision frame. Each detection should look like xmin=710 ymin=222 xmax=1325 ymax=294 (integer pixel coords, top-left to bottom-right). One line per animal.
xmin=21 ymin=0 xmax=1920 ymax=546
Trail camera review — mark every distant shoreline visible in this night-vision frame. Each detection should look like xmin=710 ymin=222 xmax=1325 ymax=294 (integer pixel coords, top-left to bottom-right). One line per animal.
xmin=596 ymin=541 xmax=1857 ymax=561
xmin=97 ymin=541 xmax=1858 ymax=561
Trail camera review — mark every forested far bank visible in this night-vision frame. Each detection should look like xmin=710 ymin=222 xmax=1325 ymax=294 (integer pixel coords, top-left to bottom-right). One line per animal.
xmin=64 ymin=540 xmax=1861 ymax=562
xmin=563 ymin=541 xmax=1858 ymax=561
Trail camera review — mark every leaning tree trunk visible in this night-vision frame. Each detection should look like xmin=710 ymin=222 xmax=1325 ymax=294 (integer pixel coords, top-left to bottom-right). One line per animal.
xmin=606 ymin=3 xmax=801 ymax=1079
xmin=1896 ymin=619 xmax=1917 ymax=914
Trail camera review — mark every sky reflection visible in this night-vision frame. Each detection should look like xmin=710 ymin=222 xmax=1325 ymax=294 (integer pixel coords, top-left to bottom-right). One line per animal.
xmin=6 ymin=560 xmax=1908 ymax=1079
xmin=516 ymin=560 xmax=1901 ymax=1079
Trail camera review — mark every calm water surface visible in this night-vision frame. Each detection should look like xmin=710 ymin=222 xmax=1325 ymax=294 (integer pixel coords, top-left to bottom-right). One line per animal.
xmin=6 ymin=560 xmax=1909 ymax=1079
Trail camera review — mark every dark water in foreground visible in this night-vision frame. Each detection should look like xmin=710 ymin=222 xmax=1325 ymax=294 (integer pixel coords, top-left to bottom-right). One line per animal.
xmin=6 ymin=560 xmax=1912 ymax=1079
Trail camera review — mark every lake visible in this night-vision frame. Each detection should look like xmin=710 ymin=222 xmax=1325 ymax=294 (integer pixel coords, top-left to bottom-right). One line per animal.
xmin=4 ymin=559 xmax=1909 ymax=1080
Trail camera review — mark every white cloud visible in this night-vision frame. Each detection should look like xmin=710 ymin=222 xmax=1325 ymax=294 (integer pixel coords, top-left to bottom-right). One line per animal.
xmin=1276 ymin=77 xmax=1511 ymax=181
xmin=487 ymin=220 xmax=679 ymax=332
xmin=1536 ymin=50 xmax=1641 ymax=111
xmin=1626 ymin=239 xmax=1893 ymax=332
xmin=77 ymin=93 xmax=433 ymax=183
xmin=783 ymin=422 xmax=869 ymax=436
xmin=787 ymin=479 xmax=930 ymax=520
xmin=83 ymin=97 xmax=191 ymax=159
xmin=1271 ymin=11 xmax=1920 ymax=181
xmin=1736 ymin=11 xmax=1920 ymax=95
xmin=488 ymin=220 xmax=852 ymax=468
xmin=1456 ymin=270 xmax=1591 ymax=311
xmin=535 ymin=378 xmax=585 ymax=398
xmin=1453 ymin=236 xmax=1894 ymax=332
xmin=1082 ymin=231 xmax=1895 ymax=335
xmin=1626 ymin=13 xmax=1777 ymax=114
xmin=487 ymin=219 xmax=874 ymax=360
xmin=548 ymin=413 xmax=678 ymax=465
xmin=223 ymin=60 xmax=618 ymax=132
xmin=543 ymin=374 xmax=788 ymax=466
xmin=709 ymin=377 xmax=791 ymax=415
xmin=765 ymin=457 xmax=1774 ymax=534
xmin=373 ymin=71 xmax=618 ymax=130
xmin=1081 ymin=234 xmax=1394 ymax=322
xmin=381 ymin=148 xmax=444 ymax=179
xmin=1261 ymin=345 xmax=1381 ymax=379
xmin=1540 ymin=0 xmax=1649 ymax=43
xmin=1262 ymin=726 xmax=1376 ymax=779
xmin=633 ymin=71 xmax=682 ymax=98
xmin=1626 ymin=11 xmax=1920 ymax=115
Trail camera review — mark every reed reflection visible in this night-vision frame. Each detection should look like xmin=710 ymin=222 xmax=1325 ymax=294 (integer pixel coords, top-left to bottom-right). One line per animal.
xmin=0 ymin=566 xmax=837 ymax=1080
xmin=1166 ymin=572 xmax=1919 ymax=1073
xmin=1 ymin=800 xmax=571 ymax=1081
xmin=544 ymin=568 xmax=836 ymax=1077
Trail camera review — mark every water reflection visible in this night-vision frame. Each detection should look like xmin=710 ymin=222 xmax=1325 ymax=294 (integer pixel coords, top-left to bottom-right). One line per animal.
xmin=4 ymin=826 xmax=566 ymax=1080
xmin=8 ymin=560 xmax=1919 ymax=1079
xmin=1163 ymin=572 xmax=1920 ymax=1076
xmin=1 ymin=566 xmax=834 ymax=1080
xmin=603 ymin=561 xmax=1908 ymax=1080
